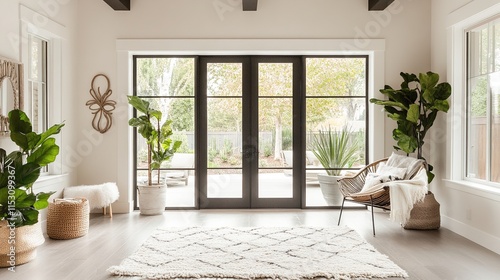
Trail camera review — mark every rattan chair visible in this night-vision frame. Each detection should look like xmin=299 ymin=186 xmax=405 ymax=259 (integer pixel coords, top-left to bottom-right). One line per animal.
xmin=337 ymin=157 xmax=426 ymax=236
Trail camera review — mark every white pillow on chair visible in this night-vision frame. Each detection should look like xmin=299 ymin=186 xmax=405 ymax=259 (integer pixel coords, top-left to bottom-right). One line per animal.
xmin=361 ymin=165 xmax=407 ymax=193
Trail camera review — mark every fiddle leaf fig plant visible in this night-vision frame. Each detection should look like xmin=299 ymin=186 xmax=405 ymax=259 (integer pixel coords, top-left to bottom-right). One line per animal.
xmin=128 ymin=96 xmax=182 ymax=186
xmin=370 ymin=72 xmax=451 ymax=183
xmin=0 ymin=109 xmax=64 ymax=227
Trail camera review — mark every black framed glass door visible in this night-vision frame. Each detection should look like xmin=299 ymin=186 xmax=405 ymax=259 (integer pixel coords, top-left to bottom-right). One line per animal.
xmin=133 ymin=55 xmax=369 ymax=210
xmin=199 ymin=56 xmax=302 ymax=208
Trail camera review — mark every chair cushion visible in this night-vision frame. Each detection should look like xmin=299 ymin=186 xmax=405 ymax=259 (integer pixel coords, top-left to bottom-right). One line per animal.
xmin=386 ymin=152 xmax=424 ymax=179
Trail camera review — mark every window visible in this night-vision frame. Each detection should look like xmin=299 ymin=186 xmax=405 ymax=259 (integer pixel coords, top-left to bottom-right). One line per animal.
xmin=466 ymin=16 xmax=500 ymax=184
xmin=28 ymin=35 xmax=48 ymax=134
xmin=305 ymin=56 xmax=368 ymax=206
xmin=20 ymin=5 xmax=64 ymax=176
xmin=134 ymin=56 xmax=196 ymax=208
xmin=133 ymin=55 xmax=369 ymax=209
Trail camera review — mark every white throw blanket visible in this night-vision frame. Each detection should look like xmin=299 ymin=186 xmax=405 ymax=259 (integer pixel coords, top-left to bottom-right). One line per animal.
xmin=354 ymin=153 xmax=428 ymax=225
xmin=387 ymin=167 xmax=428 ymax=225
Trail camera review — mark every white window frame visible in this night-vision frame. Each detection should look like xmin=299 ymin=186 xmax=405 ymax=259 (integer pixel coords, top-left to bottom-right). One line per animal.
xmin=20 ymin=5 xmax=64 ymax=176
xmin=465 ymin=17 xmax=500 ymax=185
xmin=447 ymin=3 xmax=500 ymax=193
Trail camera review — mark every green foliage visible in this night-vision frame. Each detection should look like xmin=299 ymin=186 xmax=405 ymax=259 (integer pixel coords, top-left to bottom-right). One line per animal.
xmin=169 ymin=99 xmax=194 ymax=131
xmin=308 ymin=126 xmax=360 ymax=176
xmin=136 ymin=57 xmax=367 ymax=163
xmin=281 ymin=128 xmax=293 ymax=151
xmin=470 ymin=76 xmax=488 ymax=117
xmin=208 ymin=138 xmax=219 ymax=162
xmin=261 ymin=141 xmax=274 ymax=157
xmin=370 ymin=72 xmax=451 ymax=183
xmin=128 ymin=96 xmax=182 ymax=185
xmin=0 ymin=109 xmax=64 ymax=227
xmin=219 ymin=139 xmax=234 ymax=163
xmin=171 ymin=133 xmax=192 ymax=154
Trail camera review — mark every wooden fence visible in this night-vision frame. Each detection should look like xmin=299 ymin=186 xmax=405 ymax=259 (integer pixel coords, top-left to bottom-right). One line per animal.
xmin=469 ymin=117 xmax=500 ymax=182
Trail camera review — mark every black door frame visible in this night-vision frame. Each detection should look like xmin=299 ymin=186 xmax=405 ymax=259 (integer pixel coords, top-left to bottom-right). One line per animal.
xmin=132 ymin=55 xmax=370 ymax=210
xmin=198 ymin=56 xmax=252 ymax=208
xmin=249 ymin=56 xmax=303 ymax=208
xmin=198 ymin=56 xmax=303 ymax=209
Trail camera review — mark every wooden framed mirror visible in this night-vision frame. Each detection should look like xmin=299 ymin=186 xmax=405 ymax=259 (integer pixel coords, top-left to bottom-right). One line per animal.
xmin=0 ymin=56 xmax=24 ymax=134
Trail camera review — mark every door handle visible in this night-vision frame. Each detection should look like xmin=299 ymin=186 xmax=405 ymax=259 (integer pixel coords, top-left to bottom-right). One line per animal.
xmin=243 ymin=145 xmax=257 ymax=159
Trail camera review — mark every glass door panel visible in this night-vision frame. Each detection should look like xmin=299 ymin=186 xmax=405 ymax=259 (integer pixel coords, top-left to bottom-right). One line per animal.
xmin=257 ymin=63 xmax=294 ymax=198
xmin=133 ymin=56 xmax=196 ymax=209
xmin=206 ymin=63 xmax=244 ymax=198
xmin=258 ymin=169 xmax=293 ymax=198
xmin=304 ymin=57 xmax=368 ymax=207
xmin=200 ymin=57 xmax=300 ymax=208
xmin=207 ymin=169 xmax=243 ymax=198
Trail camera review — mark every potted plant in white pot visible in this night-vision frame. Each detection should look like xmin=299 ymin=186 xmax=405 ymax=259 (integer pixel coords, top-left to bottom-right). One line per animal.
xmin=128 ymin=96 xmax=181 ymax=215
xmin=370 ymin=71 xmax=451 ymax=229
xmin=0 ymin=109 xmax=64 ymax=267
xmin=309 ymin=126 xmax=360 ymax=206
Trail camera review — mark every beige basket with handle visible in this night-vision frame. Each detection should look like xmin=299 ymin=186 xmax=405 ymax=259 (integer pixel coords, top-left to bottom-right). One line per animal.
xmin=47 ymin=198 xmax=90 ymax=239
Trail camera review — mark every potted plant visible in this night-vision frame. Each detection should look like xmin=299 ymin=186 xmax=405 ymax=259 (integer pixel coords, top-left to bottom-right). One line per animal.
xmin=309 ymin=126 xmax=360 ymax=206
xmin=370 ymin=71 xmax=451 ymax=229
xmin=128 ymin=96 xmax=181 ymax=215
xmin=0 ymin=109 xmax=64 ymax=267
xmin=370 ymin=72 xmax=451 ymax=183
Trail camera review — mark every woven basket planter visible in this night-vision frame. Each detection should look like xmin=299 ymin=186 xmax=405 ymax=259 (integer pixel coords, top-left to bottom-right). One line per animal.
xmin=404 ymin=191 xmax=441 ymax=230
xmin=0 ymin=221 xmax=45 ymax=267
xmin=47 ymin=198 xmax=89 ymax=240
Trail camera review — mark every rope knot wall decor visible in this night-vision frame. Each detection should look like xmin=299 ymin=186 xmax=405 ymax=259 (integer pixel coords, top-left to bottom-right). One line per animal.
xmin=86 ymin=74 xmax=116 ymax=133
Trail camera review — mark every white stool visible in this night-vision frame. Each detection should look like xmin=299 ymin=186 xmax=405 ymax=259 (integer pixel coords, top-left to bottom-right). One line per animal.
xmin=64 ymin=182 xmax=119 ymax=217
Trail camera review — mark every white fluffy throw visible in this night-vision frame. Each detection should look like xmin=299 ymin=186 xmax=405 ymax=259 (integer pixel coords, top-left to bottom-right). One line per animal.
xmin=385 ymin=153 xmax=428 ymax=225
xmin=64 ymin=182 xmax=119 ymax=209
xmin=387 ymin=167 xmax=428 ymax=225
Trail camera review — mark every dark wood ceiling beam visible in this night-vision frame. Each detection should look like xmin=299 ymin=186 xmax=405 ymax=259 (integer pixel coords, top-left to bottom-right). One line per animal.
xmin=368 ymin=0 xmax=395 ymax=11
xmin=103 ymin=0 xmax=130 ymax=11
xmin=243 ymin=0 xmax=258 ymax=11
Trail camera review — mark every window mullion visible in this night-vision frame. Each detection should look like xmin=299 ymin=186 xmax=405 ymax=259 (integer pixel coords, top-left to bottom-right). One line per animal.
xmin=487 ymin=22 xmax=495 ymax=182
xmin=487 ymin=74 xmax=492 ymax=181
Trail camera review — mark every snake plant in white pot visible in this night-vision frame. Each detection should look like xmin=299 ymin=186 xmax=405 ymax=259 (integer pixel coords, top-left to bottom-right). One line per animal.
xmin=128 ymin=96 xmax=181 ymax=215
xmin=309 ymin=126 xmax=360 ymax=206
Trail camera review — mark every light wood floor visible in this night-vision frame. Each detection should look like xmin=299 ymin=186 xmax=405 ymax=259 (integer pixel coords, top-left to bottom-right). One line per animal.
xmin=2 ymin=209 xmax=500 ymax=280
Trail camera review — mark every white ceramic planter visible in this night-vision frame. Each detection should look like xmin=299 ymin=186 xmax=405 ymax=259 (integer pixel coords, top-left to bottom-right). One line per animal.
xmin=317 ymin=174 xmax=343 ymax=206
xmin=138 ymin=184 xmax=167 ymax=215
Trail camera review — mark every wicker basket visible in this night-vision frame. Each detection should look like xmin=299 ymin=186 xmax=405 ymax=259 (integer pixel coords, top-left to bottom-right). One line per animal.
xmin=404 ymin=191 xmax=441 ymax=230
xmin=0 ymin=221 xmax=45 ymax=267
xmin=47 ymin=198 xmax=90 ymax=240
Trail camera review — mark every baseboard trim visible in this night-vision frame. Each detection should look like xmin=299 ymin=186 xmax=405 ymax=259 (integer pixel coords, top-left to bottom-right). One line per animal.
xmin=442 ymin=215 xmax=500 ymax=255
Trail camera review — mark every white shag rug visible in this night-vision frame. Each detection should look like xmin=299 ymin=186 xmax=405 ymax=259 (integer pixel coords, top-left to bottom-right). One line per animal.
xmin=108 ymin=227 xmax=408 ymax=279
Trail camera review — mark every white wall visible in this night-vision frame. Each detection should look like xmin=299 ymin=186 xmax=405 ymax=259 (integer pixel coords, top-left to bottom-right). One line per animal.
xmin=75 ymin=0 xmax=432 ymax=212
xmin=0 ymin=0 xmax=79 ymax=220
xmin=3 ymin=0 xmax=498 ymax=255
xmin=431 ymin=0 xmax=500 ymax=254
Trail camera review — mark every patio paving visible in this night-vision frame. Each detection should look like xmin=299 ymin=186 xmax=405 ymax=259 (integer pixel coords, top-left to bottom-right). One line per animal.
xmin=162 ymin=172 xmax=347 ymax=207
